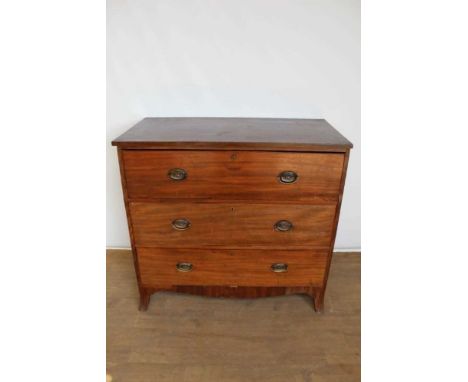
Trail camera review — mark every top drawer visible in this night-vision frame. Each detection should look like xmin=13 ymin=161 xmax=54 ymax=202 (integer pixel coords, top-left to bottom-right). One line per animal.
xmin=122 ymin=150 xmax=344 ymax=201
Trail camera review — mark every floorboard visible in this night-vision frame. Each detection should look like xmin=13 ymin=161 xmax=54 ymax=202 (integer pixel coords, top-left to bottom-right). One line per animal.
xmin=107 ymin=249 xmax=360 ymax=382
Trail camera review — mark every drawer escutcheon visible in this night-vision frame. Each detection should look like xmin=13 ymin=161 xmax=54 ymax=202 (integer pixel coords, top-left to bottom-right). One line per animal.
xmin=172 ymin=218 xmax=191 ymax=230
xmin=168 ymin=168 xmax=187 ymax=181
xmin=278 ymin=170 xmax=298 ymax=184
xmin=176 ymin=262 xmax=193 ymax=272
xmin=274 ymin=220 xmax=293 ymax=232
xmin=271 ymin=263 xmax=288 ymax=273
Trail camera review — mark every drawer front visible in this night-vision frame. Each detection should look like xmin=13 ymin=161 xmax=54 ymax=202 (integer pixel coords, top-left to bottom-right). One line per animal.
xmin=137 ymin=248 xmax=328 ymax=287
xmin=122 ymin=150 xmax=344 ymax=201
xmin=130 ymin=202 xmax=336 ymax=248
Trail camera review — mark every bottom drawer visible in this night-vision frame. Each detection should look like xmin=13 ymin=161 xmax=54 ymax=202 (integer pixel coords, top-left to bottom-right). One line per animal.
xmin=137 ymin=248 xmax=328 ymax=287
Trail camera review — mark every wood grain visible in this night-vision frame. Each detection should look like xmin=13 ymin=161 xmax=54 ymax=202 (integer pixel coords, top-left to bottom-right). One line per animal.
xmin=112 ymin=117 xmax=353 ymax=152
xmin=117 ymin=148 xmax=146 ymax=305
xmin=137 ymin=248 xmax=328 ymax=287
xmin=320 ymin=149 xmax=351 ymax=309
xmin=112 ymin=117 xmax=353 ymax=313
xmin=129 ymin=202 xmax=336 ymax=248
xmin=122 ymin=150 xmax=344 ymax=201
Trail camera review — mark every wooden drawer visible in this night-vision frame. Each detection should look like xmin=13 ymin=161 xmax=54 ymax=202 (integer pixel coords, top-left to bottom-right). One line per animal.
xmin=137 ymin=248 xmax=328 ymax=287
xmin=122 ymin=150 xmax=344 ymax=201
xmin=130 ymin=202 xmax=336 ymax=248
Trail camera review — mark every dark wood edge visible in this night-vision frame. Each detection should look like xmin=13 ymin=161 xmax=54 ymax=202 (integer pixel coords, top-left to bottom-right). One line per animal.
xmin=111 ymin=141 xmax=352 ymax=152
xmin=141 ymin=286 xmax=322 ymax=291
xmin=321 ymin=149 xmax=351 ymax=300
xmin=134 ymin=245 xmax=331 ymax=251
xmin=117 ymin=148 xmax=145 ymax=299
xmin=126 ymin=197 xmax=340 ymax=205
xmin=138 ymin=286 xmax=324 ymax=312
xmin=134 ymin=246 xmax=330 ymax=251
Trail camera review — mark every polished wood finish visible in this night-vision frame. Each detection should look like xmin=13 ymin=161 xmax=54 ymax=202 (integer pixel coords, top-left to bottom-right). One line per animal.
xmin=107 ymin=250 xmax=361 ymax=381
xmin=113 ymin=117 xmax=352 ymax=313
xmin=137 ymin=248 xmax=328 ymax=287
xmin=117 ymin=149 xmax=146 ymax=305
xmin=321 ymin=149 xmax=351 ymax=306
xmin=130 ymin=202 xmax=336 ymax=248
xmin=112 ymin=117 xmax=353 ymax=152
xmin=122 ymin=150 xmax=344 ymax=200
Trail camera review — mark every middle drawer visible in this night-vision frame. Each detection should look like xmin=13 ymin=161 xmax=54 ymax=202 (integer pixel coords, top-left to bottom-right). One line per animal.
xmin=129 ymin=202 xmax=336 ymax=248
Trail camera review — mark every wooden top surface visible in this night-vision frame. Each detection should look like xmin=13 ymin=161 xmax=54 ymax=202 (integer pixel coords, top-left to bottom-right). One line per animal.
xmin=111 ymin=118 xmax=353 ymax=152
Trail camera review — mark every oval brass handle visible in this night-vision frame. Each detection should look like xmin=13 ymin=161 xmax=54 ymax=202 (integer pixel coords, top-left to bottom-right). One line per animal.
xmin=271 ymin=263 xmax=288 ymax=273
xmin=278 ymin=170 xmax=298 ymax=184
xmin=172 ymin=218 xmax=191 ymax=230
xmin=274 ymin=220 xmax=293 ymax=232
xmin=168 ymin=168 xmax=187 ymax=181
xmin=176 ymin=262 xmax=193 ymax=272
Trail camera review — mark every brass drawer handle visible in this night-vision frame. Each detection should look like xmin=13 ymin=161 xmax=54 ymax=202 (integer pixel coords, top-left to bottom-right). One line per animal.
xmin=176 ymin=262 xmax=193 ymax=272
xmin=271 ymin=263 xmax=288 ymax=273
xmin=274 ymin=220 xmax=293 ymax=232
xmin=168 ymin=168 xmax=187 ymax=181
xmin=172 ymin=218 xmax=191 ymax=230
xmin=278 ymin=170 xmax=298 ymax=184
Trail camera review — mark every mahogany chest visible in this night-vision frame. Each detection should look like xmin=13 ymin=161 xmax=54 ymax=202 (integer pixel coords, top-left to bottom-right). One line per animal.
xmin=112 ymin=118 xmax=352 ymax=312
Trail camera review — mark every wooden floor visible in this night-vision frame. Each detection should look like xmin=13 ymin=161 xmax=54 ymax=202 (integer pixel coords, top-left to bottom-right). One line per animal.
xmin=107 ymin=250 xmax=360 ymax=382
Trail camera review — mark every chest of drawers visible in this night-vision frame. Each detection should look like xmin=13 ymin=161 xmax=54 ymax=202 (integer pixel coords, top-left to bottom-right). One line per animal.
xmin=112 ymin=118 xmax=352 ymax=313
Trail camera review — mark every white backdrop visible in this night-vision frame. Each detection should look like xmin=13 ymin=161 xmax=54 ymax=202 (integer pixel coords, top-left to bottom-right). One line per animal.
xmin=107 ymin=0 xmax=360 ymax=249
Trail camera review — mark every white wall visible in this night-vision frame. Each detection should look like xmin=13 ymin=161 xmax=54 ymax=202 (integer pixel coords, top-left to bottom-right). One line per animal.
xmin=107 ymin=0 xmax=360 ymax=249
